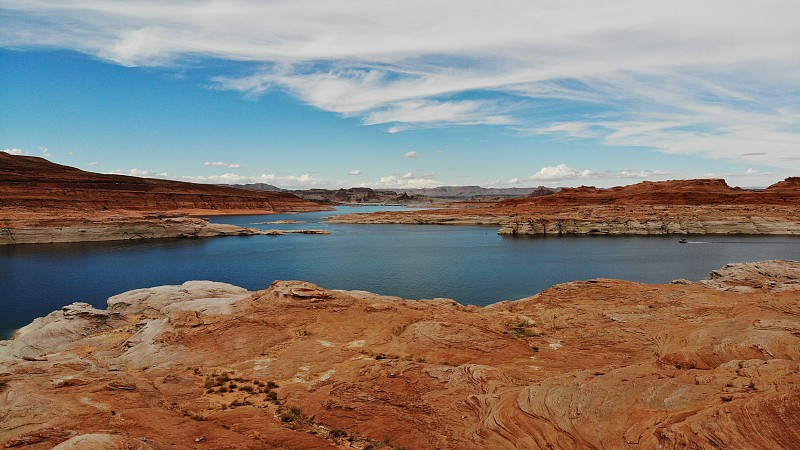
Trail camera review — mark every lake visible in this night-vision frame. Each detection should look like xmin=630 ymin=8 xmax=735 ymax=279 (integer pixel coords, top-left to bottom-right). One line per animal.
xmin=2 ymin=205 xmax=799 ymax=339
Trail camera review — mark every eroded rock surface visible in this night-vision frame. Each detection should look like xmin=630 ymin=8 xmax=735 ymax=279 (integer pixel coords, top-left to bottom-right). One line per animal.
xmin=2 ymin=261 xmax=800 ymax=449
xmin=0 ymin=153 xmax=331 ymax=244
xmin=330 ymin=178 xmax=800 ymax=236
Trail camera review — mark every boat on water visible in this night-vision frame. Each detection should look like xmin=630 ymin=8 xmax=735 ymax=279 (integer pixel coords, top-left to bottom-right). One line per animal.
xmin=679 ymin=238 xmax=688 ymax=243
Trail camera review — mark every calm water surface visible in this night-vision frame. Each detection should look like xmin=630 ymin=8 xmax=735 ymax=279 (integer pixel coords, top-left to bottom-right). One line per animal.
xmin=2 ymin=206 xmax=799 ymax=339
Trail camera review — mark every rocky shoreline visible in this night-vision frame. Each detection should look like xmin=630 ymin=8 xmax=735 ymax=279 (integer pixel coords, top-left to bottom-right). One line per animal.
xmin=0 ymin=153 xmax=334 ymax=245
xmin=329 ymin=205 xmax=800 ymax=236
xmin=329 ymin=180 xmax=800 ymax=236
xmin=0 ymin=217 xmax=330 ymax=245
xmin=2 ymin=260 xmax=799 ymax=449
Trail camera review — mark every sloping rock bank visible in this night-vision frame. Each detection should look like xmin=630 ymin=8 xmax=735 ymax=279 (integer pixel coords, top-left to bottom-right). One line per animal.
xmin=0 ymin=216 xmax=330 ymax=245
xmin=0 ymin=153 xmax=333 ymax=244
xmin=2 ymin=261 xmax=800 ymax=449
xmin=329 ymin=179 xmax=800 ymax=236
xmin=0 ymin=153 xmax=327 ymax=214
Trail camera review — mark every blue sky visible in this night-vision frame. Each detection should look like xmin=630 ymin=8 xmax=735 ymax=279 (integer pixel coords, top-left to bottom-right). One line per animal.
xmin=2 ymin=1 xmax=799 ymax=189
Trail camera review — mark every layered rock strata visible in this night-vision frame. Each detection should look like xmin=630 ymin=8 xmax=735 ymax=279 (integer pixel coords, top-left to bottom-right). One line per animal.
xmin=2 ymin=261 xmax=799 ymax=449
xmin=330 ymin=179 xmax=800 ymax=236
xmin=0 ymin=153 xmax=332 ymax=244
xmin=0 ymin=217 xmax=331 ymax=245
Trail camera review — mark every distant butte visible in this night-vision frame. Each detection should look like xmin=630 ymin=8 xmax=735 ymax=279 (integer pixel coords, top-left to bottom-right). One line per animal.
xmin=330 ymin=178 xmax=800 ymax=236
xmin=2 ymin=260 xmax=799 ymax=449
xmin=0 ymin=153 xmax=332 ymax=244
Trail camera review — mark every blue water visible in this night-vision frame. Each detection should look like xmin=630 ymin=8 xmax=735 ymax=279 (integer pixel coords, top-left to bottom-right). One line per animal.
xmin=2 ymin=205 xmax=799 ymax=339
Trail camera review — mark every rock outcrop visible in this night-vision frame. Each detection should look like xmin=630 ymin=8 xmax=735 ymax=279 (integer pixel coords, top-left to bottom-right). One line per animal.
xmin=0 ymin=153 xmax=332 ymax=244
xmin=330 ymin=178 xmax=800 ymax=236
xmin=2 ymin=261 xmax=800 ymax=449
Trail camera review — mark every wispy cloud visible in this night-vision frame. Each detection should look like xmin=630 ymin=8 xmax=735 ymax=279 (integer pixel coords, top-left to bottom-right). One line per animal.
xmin=204 ymin=161 xmax=241 ymax=168
xmin=2 ymin=1 xmax=799 ymax=169
xmin=87 ymin=161 xmax=98 ymax=166
xmin=348 ymin=170 xmax=361 ymax=176
xmin=363 ymin=100 xmax=514 ymax=131
xmin=404 ymin=151 xmax=418 ymax=158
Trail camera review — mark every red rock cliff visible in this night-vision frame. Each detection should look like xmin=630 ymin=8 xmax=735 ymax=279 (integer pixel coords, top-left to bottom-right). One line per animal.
xmin=0 ymin=153 xmax=329 ymax=218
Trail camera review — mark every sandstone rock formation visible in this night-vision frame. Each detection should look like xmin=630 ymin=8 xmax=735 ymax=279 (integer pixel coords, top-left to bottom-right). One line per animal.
xmin=2 ymin=261 xmax=799 ymax=449
xmin=330 ymin=178 xmax=800 ymax=236
xmin=232 ymin=184 xmax=557 ymax=204
xmin=0 ymin=153 xmax=332 ymax=244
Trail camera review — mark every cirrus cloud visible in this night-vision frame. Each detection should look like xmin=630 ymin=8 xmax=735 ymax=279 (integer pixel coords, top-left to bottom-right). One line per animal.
xmin=2 ymin=0 xmax=799 ymax=170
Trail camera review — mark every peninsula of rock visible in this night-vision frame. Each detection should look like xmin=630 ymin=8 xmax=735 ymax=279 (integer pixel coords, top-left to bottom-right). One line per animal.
xmin=330 ymin=178 xmax=800 ymax=236
xmin=1 ymin=260 xmax=799 ymax=449
xmin=0 ymin=153 xmax=332 ymax=244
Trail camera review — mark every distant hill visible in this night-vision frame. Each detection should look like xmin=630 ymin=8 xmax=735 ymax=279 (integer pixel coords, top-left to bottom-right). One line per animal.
xmin=228 ymin=183 xmax=284 ymax=192
xmin=0 ymin=153 xmax=327 ymax=215
xmin=500 ymin=178 xmax=800 ymax=206
xmin=403 ymin=185 xmax=557 ymax=200
xmin=230 ymin=183 xmax=557 ymax=203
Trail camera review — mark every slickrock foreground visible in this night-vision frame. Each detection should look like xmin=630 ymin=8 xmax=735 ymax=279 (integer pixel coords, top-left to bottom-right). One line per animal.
xmin=2 ymin=261 xmax=799 ymax=449
xmin=330 ymin=178 xmax=800 ymax=236
xmin=0 ymin=153 xmax=331 ymax=244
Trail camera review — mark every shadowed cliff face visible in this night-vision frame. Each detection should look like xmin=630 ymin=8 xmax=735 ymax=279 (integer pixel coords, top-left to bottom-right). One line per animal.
xmin=0 ymin=153 xmax=328 ymax=224
xmin=2 ymin=261 xmax=799 ymax=449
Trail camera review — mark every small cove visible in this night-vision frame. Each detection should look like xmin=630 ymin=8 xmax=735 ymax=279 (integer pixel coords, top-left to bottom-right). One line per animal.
xmin=2 ymin=205 xmax=799 ymax=339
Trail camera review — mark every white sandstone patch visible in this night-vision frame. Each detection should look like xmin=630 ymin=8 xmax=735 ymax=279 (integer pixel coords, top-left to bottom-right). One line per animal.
xmin=346 ymin=340 xmax=366 ymax=348
xmin=316 ymin=368 xmax=336 ymax=383
xmin=292 ymin=365 xmax=310 ymax=383
xmin=248 ymin=358 xmax=275 ymax=371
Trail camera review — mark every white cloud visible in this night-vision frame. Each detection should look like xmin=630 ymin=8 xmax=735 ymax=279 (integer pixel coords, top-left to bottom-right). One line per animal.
xmin=110 ymin=168 xmax=169 ymax=178
xmin=3 ymin=1 xmax=799 ymax=168
xmin=404 ymin=151 xmax=418 ymax=158
xmin=362 ymin=172 xmax=443 ymax=189
xmin=87 ymin=161 xmax=98 ymax=166
xmin=38 ymin=146 xmax=53 ymax=157
xmin=363 ymin=100 xmax=514 ymax=130
xmin=204 ymin=161 xmax=241 ymax=168
xmin=531 ymin=164 xmax=673 ymax=183
xmin=531 ymin=164 xmax=595 ymax=181
xmin=106 ymin=167 xmax=337 ymax=189
xmin=181 ymin=172 xmax=338 ymax=189
xmin=348 ymin=170 xmax=361 ymax=176
xmin=2 ymin=148 xmax=26 ymax=155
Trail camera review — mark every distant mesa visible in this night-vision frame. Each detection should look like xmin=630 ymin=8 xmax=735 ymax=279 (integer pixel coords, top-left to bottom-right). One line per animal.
xmin=0 ymin=153 xmax=328 ymax=215
xmin=500 ymin=178 xmax=800 ymax=206
xmin=229 ymin=183 xmax=558 ymax=205
xmin=329 ymin=177 xmax=800 ymax=236
xmin=0 ymin=153 xmax=332 ymax=244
